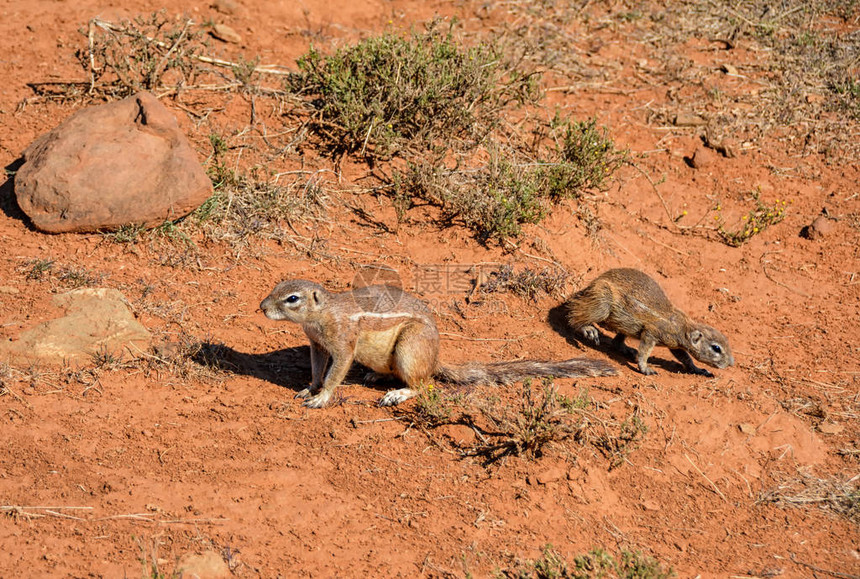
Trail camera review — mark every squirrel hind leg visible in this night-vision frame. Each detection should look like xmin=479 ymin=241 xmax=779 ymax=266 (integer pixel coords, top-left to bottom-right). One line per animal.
xmin=566 ymin=282 xmax=612 ymax=344
xmin=379 ymin=321 xmax=439 ymax=406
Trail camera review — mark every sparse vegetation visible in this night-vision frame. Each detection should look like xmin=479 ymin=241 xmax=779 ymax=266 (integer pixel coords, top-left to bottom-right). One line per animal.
xmin=500 ymin=544 xmax=673 ymax=579
xmin=56 ymin=265 xmax=103 ymax=288
xmin=479 ymin=264 xmax=570 ymax=300
xmin=759 ymin=471 xmax=860 ymax=523
xmin=464 ymin=379 xmax=588 ymax=463
xmin=288 ymin=19 xmax=539 ymax=161
xmin=410 ymin=382 xmax=461 ymax=426
xmin=608 ymin=0 xmax=860 ymax=157
xmin=20 ymin=259 xmax=103 ymax=288
xmin=714 ymin=192 xmax=788 ymax=247
xmin=596 ymin=412 xmax=649 ymax=470
xmin=76 ymin=11 xmax=209 ymax=99
xmin=394 ymin=152 xmax=547 ymax=244
xmin=400 ymin=379 xmax=651 ymax=470
xmin=392 ymin=118 xmax=625 ymax=244
xmin=109 ymin=223 xmax=147 ymax=244
xmin=22 ymin=258 xmax=54 ymax=281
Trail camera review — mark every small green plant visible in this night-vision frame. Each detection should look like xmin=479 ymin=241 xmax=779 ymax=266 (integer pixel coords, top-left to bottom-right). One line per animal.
xmin=597 ymin=413 xmax=649 ymax=470
xmin=23 ymin=258 xmax=54 ymax=281
xmin=714 ymin=193 xmax=788 ymax=247
xmin=410 ymin=382 xmax=459 ymax=426
xmin=56 ymin=266 xmax=102 ymax=288
xmin=110 ymin=223 xmax=147 ymax=244
xmin=153 ymin=219 xmax=194 ymax=246
xmin=541 ymin=117 xmax=627 ymax=201
xmin=559 ymin=388 xmax=592 ymax=412
xmin=500 ymin=544 xmax=673 ymax=579
xmin=92 ymin=347 xmax=123 ymax=369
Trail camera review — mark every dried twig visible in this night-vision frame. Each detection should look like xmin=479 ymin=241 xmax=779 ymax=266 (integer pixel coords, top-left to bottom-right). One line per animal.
xmin=89 ymin=18 xmax=293 ymax=76
xmin=684 ymin=453 xmax=729 ymax=503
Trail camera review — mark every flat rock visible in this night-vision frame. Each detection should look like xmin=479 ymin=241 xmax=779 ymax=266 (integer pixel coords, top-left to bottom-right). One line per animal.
xmin=211 ymin=23 xmax=242 ymax=43
xmin=674 ymin=112 xmax=708 ymax=127
xmin=177 ymin=551 xmax=231 ymax=579
xmin=211 ymin=0 xmax=239 ymax=14
xmin=15 ymin=92 xmax=212 ymax=233
xmin=0 ymin=288 xmax=151 ymax=365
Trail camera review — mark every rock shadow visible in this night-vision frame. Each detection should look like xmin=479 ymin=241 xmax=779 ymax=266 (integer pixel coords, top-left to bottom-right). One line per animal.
xmin=1 ymin=158 xmax=32 ymax=226
xmin=546 ymin=303 xmax=689 ymax=375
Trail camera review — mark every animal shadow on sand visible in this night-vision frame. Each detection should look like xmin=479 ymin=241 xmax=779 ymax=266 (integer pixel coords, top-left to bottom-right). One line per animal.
xmin=191 ymin=342 xmax=392 ymax=398
xmin=546 ymin=303 xmax=689 ymax=376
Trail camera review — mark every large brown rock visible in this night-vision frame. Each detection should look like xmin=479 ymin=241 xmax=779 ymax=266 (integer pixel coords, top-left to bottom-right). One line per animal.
xmin=15 ymin=92 xmax=212 ymax=233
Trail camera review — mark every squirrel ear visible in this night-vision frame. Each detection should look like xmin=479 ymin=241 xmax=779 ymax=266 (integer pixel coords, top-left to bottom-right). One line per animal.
xmin=311 ymin=289 xmax=324 ymax=307
xmin=689 ymin=329 xmax=703 ymax=346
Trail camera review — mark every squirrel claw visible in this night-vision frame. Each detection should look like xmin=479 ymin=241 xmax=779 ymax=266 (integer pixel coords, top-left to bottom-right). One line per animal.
xmin=581 ymin=326 xmax=600 ymax=345
xmin=303 ymin=391 xmax=332 ymax=408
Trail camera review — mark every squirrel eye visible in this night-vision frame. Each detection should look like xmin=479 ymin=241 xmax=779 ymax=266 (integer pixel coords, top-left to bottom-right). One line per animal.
xmin=284 ymin=295 xmax=300 ymax=304
xmin=711 ymin=344 xmax=722 ymax=354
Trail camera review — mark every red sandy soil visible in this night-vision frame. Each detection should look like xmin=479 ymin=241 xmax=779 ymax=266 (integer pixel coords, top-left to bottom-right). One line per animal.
xmin=0 ymin=0 xmax=858 ymax=577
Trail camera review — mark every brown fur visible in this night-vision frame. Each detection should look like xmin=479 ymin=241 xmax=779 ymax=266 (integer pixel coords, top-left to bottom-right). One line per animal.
xmin=564 ymin=268 xmax=734 ymax=376
xmin=261 ymin=279 xmax=616 ymax=408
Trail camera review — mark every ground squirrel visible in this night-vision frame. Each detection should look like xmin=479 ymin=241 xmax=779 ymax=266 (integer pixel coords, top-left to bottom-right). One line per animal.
xmin=260 ymin=279 xmax=616 ymax=408
xmin=564 ymin=268 xmax=733 ymax=376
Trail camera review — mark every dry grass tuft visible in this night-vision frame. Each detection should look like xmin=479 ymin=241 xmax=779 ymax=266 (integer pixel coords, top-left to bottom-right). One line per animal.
xmin=759 ymin=470 xmax=860 ymax=522
xmin=479 ymin=264 xmax=570 ymax=301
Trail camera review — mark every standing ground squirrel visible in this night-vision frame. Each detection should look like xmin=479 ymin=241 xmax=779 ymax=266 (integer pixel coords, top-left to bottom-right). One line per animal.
xmin=564 ymin=268 xmax=733 ymax=376
xmin=260 ymin=279 xmax=616 ymax=408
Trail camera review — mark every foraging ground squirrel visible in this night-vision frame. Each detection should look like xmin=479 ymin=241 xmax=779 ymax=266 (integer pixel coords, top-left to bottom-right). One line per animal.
xmin=260 ymin=280 xmax=616 ymax=408
xmin=564 ymin=268 xmax=733 ymax=376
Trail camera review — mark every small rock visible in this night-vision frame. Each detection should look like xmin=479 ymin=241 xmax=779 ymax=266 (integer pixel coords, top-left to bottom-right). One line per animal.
xmin=801 ymin=215 xmax=834 ymax=240
xmin=721 ymin=63 xmax=739 ymax=76
xmin=15 ymin=92 xmax=212 ymax=233
xmin=211 ymin=23 xmax=242 ymax=43
xmin=211 ymin=0 xmax=239 ymax=14
xmin=806 ymin=93 xmax=826 ymax=104
xmin=738 ymin=423 xmax=757 ymax=435
xmin=818 ymin=422 xmax=844 ymax=435
xmin=674 ymin=113 xmax=708 ymax=127
xmin=690 ymin=146 xmax=716 ymax=169
xmin=0 ymin=286 xmax=19 ymax=295
xmin=177 ymin=550 xmax=230 ymax=579
xmin=811 ymin=215 xmax=834 ymax=237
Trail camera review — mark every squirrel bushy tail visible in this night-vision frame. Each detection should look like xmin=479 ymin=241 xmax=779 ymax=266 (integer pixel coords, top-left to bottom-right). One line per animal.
xmin=433 ymin=358 xmax=616 ymax=386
